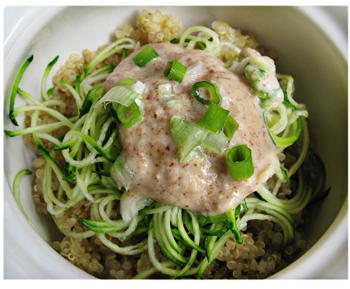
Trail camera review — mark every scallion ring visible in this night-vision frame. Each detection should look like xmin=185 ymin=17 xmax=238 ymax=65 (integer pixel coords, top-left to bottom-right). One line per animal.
xmin=164 ymin=59 xmax=187 ymax=83
xmin=132 ymin=44 xmax=158 ymax=67
xmin=226 ymin=144 xmax=254 ymax=181
xmin=223 ymin=115 xmax=239 ymax=140
xmin=116 ymin=101 xmax=142 ymax=128
xmin=199 ymin=102 xmax=229 ymax=133
xmin=191 ymin=81 xmax=222 ymax=105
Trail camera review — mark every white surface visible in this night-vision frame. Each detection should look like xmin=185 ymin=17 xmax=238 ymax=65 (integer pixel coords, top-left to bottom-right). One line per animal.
xmin=3 ymin=6 xmax=348 ymax=279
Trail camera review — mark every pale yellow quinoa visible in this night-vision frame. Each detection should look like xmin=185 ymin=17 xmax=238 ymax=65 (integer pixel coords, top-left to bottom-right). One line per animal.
xmin=26 ymin=9 xmax=307 ymax=279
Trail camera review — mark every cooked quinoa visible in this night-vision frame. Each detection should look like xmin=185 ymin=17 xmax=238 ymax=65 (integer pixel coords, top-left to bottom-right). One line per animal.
xmin=24 ymin=9 xmax=308 ymax=279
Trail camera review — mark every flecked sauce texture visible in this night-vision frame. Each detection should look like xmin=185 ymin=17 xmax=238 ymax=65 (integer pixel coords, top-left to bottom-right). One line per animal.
xmin=104 ymin=43 xmax=279 ymax=220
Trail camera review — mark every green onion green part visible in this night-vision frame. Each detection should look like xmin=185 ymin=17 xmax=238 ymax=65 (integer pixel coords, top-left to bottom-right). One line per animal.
xmin=132 ymin=44 xmax=158 ymax=67
xmin=170 ymin=118 xmax=209 ymax=163
xmin=199 ymin=102 xmax=229 ymax=133
xmin=94 ymin=85 xmax=143 ymax=108
xmin=226 ymin=144 xmax=254 ymax=181
xmin=164 ymin=59 xmax=187 ymax=83
xmin=116 ymin=101 xmax=142 ymax=128
xmin=224 ymin=115 xmax=239 ymax=140
xmin=202 ymin=131 xmax=229 ymax=155
xmin=116 ymin=78 xmax=135 ymax=87
xmin=191 ymin=81 xmax=222 ymax=105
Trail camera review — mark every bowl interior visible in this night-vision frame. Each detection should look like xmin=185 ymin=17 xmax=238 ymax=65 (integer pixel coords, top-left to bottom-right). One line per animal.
xmin=4 ymin=6 xmax=348 ymax=278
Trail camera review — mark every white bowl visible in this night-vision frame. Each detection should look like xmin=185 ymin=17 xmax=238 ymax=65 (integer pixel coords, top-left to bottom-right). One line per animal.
xmin=4 ymin=6 xmax=348 ymax=279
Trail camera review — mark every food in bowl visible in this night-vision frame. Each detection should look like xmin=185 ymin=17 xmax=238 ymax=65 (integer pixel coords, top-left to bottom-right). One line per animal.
xmin=5 ymin=9 xmax=329 ymax=279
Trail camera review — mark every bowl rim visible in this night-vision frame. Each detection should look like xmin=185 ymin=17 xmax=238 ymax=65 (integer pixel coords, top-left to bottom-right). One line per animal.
xmin=3 ymin=6 xmax=348 ymax=279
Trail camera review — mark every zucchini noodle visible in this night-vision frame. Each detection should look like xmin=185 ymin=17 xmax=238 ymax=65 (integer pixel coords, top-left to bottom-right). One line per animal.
xmin=5 ymin=13 xmax=329 ymax=280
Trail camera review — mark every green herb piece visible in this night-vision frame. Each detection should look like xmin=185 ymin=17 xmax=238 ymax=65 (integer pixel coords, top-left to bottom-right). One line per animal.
xmin=191 ymin=81 xmax=222 ymax=105
xmin=116 ymin=101 xmax=142 ymax=128
xmin=227 ymin=144 xmax=254 ymax=181
xmin=164 ymin=59 xmax=187 ymax=82
xmin=132 ymin=44 xmax=158 ymax=67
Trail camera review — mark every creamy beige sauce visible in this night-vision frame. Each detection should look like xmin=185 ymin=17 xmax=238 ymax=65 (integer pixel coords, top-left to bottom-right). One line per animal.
xmin=105 ymin=43 xmax=279 ymax=221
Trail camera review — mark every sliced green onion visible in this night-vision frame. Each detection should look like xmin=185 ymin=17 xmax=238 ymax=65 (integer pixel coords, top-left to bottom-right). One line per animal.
xmin=202 ymin=131 xmax=229 ymax=155
xmin=243 ymin=60 xmax=271 ymax=101
xmin=41 ymin=56 xmax=59 ymax=101
xmin=132 ymin=44 xmax=158 ymax=67
xmin=116 ymin=78 xmax=135 ymax=87
xmin=191 ymin=81 xmax=222 ymax=105
xmin=170 ymin=118 xmax=209 ymax=163
xmin=94 ymin=85 xmax=143 ymax=108
xmin=249 ymin=56 xmax=272 ymax=71
xmin=226 ymin=144 xmax=254 ymax=181
xmin=199 ymin=102 xmax=229 ymax=133
xmin=164 ymin=99 xmax=182 ymax=106
xmin=9 ymin=55 xmax=34 ymax=126
xmin=224 ymin=115 xmax=239 ymax=140
xmin=164 ymin=59 xmax=187 ymax=83
xmin=244 ymin=64 xmax=266 ymax=84
xmin=116 ymin=101 xmax=142 ymax=128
